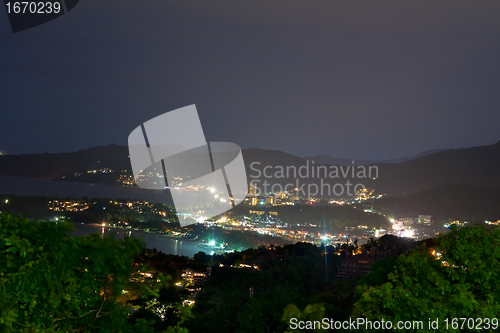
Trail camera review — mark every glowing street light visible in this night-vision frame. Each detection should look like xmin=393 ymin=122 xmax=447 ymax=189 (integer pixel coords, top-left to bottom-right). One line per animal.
xmin=209 ymin=240 xmax=215 ymax=246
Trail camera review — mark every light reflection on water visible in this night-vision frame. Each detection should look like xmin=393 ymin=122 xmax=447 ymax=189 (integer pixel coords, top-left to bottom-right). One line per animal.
xmin=70 ymin=224 xmax=205 ymax=257
xmin=0 ymin=176 xmax=208 ymax=257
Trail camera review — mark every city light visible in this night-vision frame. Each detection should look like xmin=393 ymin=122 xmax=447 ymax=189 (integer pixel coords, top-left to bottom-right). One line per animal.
xmin=403 ymin=229 xmax=414 ymax=238
xmin=209 ymin=240 xmax=215 ymax=246
xmin=5 ymin=199 xmax=8 ymax=204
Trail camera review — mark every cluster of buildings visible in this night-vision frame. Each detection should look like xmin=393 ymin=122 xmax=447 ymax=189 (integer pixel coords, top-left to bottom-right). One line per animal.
xmin=198 ymin=208 xmax=437 ymax=250
xmin=246 ymin=192 xmax=297 ymax=208
xmin=118 ymin=174 xmax=135 ymax=186
xmin=245 ymin=185 xmax=384 ymax=208
xmin=386 ymin=215 xmax=433 ymax=239
xmin=47 ymin=198 xmax=176 ymax=227
xmin=181 ymin=268 xmax=209 ymax=285
xmin=48 ymin=200 xmax=90 ymax=212
xmin=86 ymin=167 xmax=113 ymax=174
xmin=179 ymin=268 xmax=210 ymax=306
xmin=200 ymin=216 xmax=367 ymax=248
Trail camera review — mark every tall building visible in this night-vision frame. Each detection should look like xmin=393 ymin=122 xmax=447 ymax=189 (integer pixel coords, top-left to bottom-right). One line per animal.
xmin=265 ymin=196 xmax=276 ymax=206
xmin=181 ymin=269 xmax=208 ymax=285
xmin=248 ymin=182 xmax=258 ymax=197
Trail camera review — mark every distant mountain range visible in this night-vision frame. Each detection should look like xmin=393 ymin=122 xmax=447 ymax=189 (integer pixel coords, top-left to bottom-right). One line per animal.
xmin=303 ymin=149 xmax=447 ymax=166
xmin=370 ymin=183 xmax=500 ymax=222
xmin=244 ymin=141 xmax=500 ymax=197
xmin=0 ymin=144 xmax=130 ymax=179
xmin=0 ymin=141 xmax=499 ymax=197
xmin=372 ymin=140 xmax=500 ymax=195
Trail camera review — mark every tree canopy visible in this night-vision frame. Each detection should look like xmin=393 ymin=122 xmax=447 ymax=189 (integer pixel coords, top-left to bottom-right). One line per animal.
xmin=0 ymin=212 xmax=179 ymax=332
xmin=353 ymin=225 xmax=500 ymax=332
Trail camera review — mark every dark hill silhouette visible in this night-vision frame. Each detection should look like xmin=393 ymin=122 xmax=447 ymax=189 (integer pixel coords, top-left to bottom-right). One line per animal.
xmin=242 ymin=147 xmax=307 ymax=176
xmin=372 ymin=140 xmax=500 ymax=195
xmin=243 ymin=141 xmax=500 ymax=196
xmin=371 ymin=183 xmax=500 ymax=222
xmin=0 ymin=144 xmax=130 ymax=178
xmin=0 ymin=141 xmax=499 ymax=196
xmin=304 ymin=148 xmax=447 ymax=166
xmin=302 ymin=155 xmax=378 ymax=166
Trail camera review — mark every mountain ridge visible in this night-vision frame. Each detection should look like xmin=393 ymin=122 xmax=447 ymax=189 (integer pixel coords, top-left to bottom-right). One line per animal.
xmin=371 ymin=183 xmax=500 ymax=222
xmin=303 ymin=148 xmax=449 ymax=166
xmin=0 ymin=141 xmax=498 ymax=196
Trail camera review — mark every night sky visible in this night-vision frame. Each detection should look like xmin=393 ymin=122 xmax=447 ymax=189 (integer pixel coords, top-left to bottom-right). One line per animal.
xmin=1 ymin=0 xmax=499 ymax=160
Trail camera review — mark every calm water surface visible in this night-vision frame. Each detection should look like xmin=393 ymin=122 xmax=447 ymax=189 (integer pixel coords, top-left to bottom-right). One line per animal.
xmin=70 ymin=224 xmax=205 ymax=257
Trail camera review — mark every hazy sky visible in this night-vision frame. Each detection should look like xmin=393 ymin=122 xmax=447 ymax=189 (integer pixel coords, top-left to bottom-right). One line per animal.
xmin=1 ymin=0 xmax=499 ymax=159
